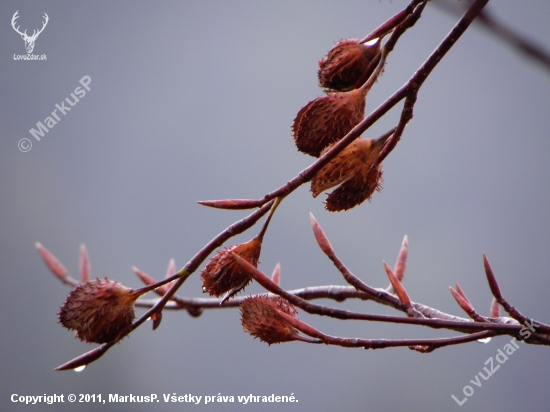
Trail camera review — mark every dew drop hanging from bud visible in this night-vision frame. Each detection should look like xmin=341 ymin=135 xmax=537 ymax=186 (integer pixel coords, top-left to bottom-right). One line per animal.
xmin=74 ymin=365 xmax=86 ymax=372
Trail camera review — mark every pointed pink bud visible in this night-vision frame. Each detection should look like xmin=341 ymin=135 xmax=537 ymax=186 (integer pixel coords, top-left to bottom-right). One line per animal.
xmin=393 ymin=235 xmax=408 ymax=282
xmin=309 ymin=213 xmax=334 ymax=256
xmin=197 ymin=199 xmax=263 ymax=210
xmin=271 ymin=263 xmax=281 ymax=286
xmin=80 ymin=244 xmax=90 ymax=282
xmin=454 ymin=283 xmax=472 ymax=306
xmin=36 ymin=242 xmax=73 ymax=285
xmin=132 ymin=266 xmax=158 ymax=288
xmin=165 ymin=259 xmax=176 ymax=279
xmin=449 ymin=286 xmax=474 ymax=314
xmin=156 ymin=259 xmax=177 ymax=295
xmin=490 ymin=297 xmax=500 ymax=318
xmin=383 ymin=261 xmax=411 ymax=306
xmin=483 ymin=254 xmax=502 ymax=300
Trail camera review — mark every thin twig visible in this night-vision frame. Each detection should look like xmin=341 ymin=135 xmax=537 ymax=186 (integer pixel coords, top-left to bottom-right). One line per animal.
xmin=483 ymin=254 xmax=550 ymax=334
xmin=46 ymin=0 xmax=550 ymax=372
xmin=373 ymin=0 xmax=490 ymax=167
xmin=435 ymin=1 xmax=550 ymax=74
xmin=359 ymin=0 xmax=424 ymax=44
xmin=201 ymin=0 xmax=488 ymax=210
xmin=54 ymin=200 xmax=275 ymax=370
xmin=309 ymin=213 xmax=393 ymax=303
xmin=450 ymin=284 xmax=488 ymax=323
xmin=232 ymin=254 xmax=536 ymax=337
xmin=197 ymin=3 xmax=431 ymax=211
xmin=386 ymin=235 xmax=408 ymax=293
xmin=277 ymin=310 xmax=498 ymax=351
xmin=134 ymin=285 xmax=374 ymax=310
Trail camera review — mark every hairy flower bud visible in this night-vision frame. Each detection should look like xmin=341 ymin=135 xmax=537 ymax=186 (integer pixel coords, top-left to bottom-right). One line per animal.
xmin=241 ymin=296 xmax=299 ymax=344
xmin=311 ymin=137 xmax=388 ymax=211
xmin=292 ymin=88 xmax=367 ymax=157
xmin=58 ymin=278 xmax=139 ymax=344
xmin=318 ymin=39 xmax=381 ymax=92
xmin=201 ymin=237 xmax=262 ymax=299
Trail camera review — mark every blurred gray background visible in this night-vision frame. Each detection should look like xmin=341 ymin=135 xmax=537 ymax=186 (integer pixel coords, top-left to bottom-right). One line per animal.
xmin=2 ymin=1 xmax=550 ymax=411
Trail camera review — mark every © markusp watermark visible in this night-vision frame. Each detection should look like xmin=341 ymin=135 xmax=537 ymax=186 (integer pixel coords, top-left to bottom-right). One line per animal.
xmin=19 ymin=75 xmax=92 ymax=152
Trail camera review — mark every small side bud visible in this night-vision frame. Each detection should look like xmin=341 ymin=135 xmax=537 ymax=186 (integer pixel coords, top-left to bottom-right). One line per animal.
xmin=383 ymin=261 xmax=411 ymax=307
xmin=36 ymin=242 xmax=72 ymax=284
xmin=241 ymin=296 xmax=300 ymax=345
xmin=450 ymin=286 xmax=474 ymax=314
xmin=79 ymin=244 xmax=90 ymax=282
xmin=490 ymin=297 xmax=500 ymax=318
xmin=271 ymin=263 xmax=281 ymax=286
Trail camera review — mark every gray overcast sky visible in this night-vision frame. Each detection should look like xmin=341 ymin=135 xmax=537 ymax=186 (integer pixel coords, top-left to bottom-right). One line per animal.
xmin=1 ymin=1 xmax=550 ymax=411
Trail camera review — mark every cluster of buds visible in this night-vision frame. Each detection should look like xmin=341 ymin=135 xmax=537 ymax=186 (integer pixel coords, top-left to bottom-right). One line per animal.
xmin=311 ymin=136 xmax=389 ymax=211
xmin=291 ymin=25 xmax=398 ymax=211
xmin=42 ymin=1 xmax=546 ymax=373
xmin=292 ymin=39 xmax=383 ymax=158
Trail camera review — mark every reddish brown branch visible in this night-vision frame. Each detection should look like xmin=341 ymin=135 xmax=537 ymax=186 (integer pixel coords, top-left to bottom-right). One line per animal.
xmin=436 ymin=2 xmax=550 ymax=74
xmin=359 ymin=0 xmax=424 ymax=44
xmin=483 ymin=254 xmax=550 ymax=334
xmin=309 ymin=213 xmax=394 ymax=304
xmin=136 ymin=199 xmax=277 ymax=326
xmin=134 ymin=285 xmax=372 ymax=310
xmin=44 ymin=0 xmax=550 ymax=372
xmin=197 ymin=1 xmax=429 ymax=212
xmin=232 ymin=254 xmax=535 ymax=337
xmin=55 ymin=342 xmax=114 ymax=371
xmin=374 ymin=0 xmax=489 ymax=166
xmin=450 ymin=284 xmax=488 ymax=323
xmin=386 ymin=235 xmax=408 ymax=293
xmin=199 ymin=0 xmax=488 ymax=212
xmin=133 ymin=199 xmax=276 ymax=329
xmin=52 ymin=200 xmax=275 ymax=370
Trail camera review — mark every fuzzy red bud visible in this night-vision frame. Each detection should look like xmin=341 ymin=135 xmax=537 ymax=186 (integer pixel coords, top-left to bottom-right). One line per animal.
xmin=241 ymin=296 xmax=299 ymax=345
xmin=318 ymin=38 xmax=381 ymax=92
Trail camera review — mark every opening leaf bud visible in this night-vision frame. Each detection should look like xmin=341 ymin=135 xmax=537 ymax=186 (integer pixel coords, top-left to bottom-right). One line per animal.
xmin=240 ymin=296 xmax=300 ymax=345
xmin=292 ymin=88 xmax=367 ymax=157
xmin=311 ymin=137 xmax=388 ymax=211
xmin=318 ymin=38 xmax=381 ymax=92
xmin=200 ymin=237 xmax=262 ymax=299
xmin=58 ymin=278 xmax=140 ymax=344
xmin=201 ymin=199 xmax=279 ymax=301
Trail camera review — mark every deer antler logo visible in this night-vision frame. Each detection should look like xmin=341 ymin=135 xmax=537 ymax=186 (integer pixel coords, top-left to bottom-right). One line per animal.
xmin=11 ymin=11 xmax=49 ymax=54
